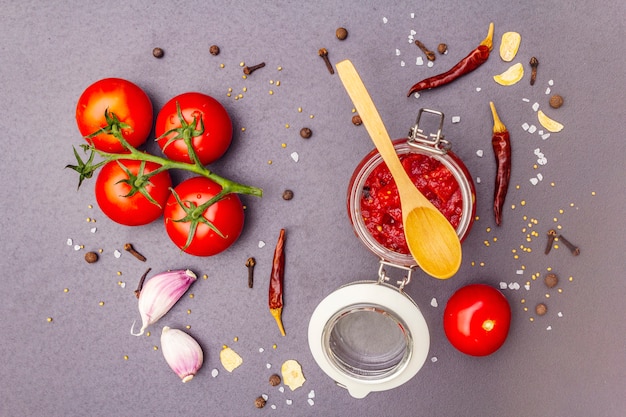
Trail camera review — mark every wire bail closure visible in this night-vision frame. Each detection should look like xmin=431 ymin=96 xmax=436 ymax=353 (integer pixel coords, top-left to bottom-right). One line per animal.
xmin=377 ymin=260 xmax=414 ymax=291
xmin=408 ymin=108 xmax=450 ymax=155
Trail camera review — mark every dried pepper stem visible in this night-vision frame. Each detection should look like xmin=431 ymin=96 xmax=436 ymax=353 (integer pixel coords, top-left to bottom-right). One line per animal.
xmin=489 ymin=101 xmax=511 ymax=226
xmin=269 ymin=229 xmax=286 ymax=336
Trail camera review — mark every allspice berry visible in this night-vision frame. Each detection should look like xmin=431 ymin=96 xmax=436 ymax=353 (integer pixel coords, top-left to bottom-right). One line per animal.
xmin=84 ymin=251 xmax=99 ymax=264
xmin=152 ymin=47 xmax=164 ymax=58
xmin=282 ymin=190 xmax=294 ymax=201
xmin=269 ymin=373 xmax=281 ymax=386
xmin=300 ymin=127 xmax=312 ymax=139
xmin=544 ymin=273 xmax=558 ymax=288
xmin=209 ymin=45 xmax=220 ymax=56
xmin=336 ymin=27 xmax=348 ymax=40
xmin=254 ymin=396 xmax=266 ymax=409
xmin=549 ymin=94 xmax=564 ymax=109
xmin=535 ymin=303 xmax=548 ymax=316
xmin=437 ymin=43 xmax=448 ymax=54
xmin=352 ymin=114 xmax=362 ymax=126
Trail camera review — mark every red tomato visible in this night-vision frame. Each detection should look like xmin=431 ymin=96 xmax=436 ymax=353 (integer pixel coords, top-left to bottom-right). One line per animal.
xmin=155 ymin=92 xmax=233 ymax=165
xmin=443 ymin=284 xmax=511 ymax=356
xmin=95 ymin=160 xmax=172 ymax=226
xmin=163 ymin=177 xmax=244 ymax=256
xmin=76 ymin=78 xmax=153 ymax=153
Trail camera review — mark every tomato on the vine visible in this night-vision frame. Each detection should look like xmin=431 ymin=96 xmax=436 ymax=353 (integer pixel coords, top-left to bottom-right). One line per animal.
xmin=76 ymin=78 xmax=153 ymax=153
xmin=95 ymin=160 xmax=172 ymax=226
xmin=163 ymin=177 xmax=244 ymax=256
xmin=443 ymin=284 xmax=511 ymax=356
xmin=155 ymin=92 xmax=233 ymax=166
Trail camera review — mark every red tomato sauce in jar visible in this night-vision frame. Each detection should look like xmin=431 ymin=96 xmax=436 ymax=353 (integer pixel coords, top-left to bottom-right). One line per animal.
xmin=360 ymin=153 xmax=463 ymax=254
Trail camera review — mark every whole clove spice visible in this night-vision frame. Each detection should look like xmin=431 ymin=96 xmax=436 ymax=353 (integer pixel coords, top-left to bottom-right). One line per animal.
xmin=558 ymin=234 xmax=580 ymax=256
xmin=246 ymin=257 xmax=256 ymax=288
xmin=125 ymin=243 xmax=147 ymax=262
xmin=134 ymin=267 xmax=152 ymax=298
xmin=318 ymin=48 xmax=334 ymax=74
xmin=415 ymin=39 xmax=436 ymax=61
xmin=243 ymin=62 xmax=266 ymax=75
xmin=529 ymin=56 xmax=538 ymax=86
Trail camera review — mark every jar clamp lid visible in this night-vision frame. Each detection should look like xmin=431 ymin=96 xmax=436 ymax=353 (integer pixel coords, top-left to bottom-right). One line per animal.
xmin=308 ymin=263 xmax=429 ymax=398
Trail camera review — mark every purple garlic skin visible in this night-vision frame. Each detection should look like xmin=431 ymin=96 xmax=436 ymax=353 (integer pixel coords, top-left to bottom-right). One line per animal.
xmin=161 ymin=326 xmax=204 ymax=382
xmin=131 ymin=269 xmax=197 ymax=336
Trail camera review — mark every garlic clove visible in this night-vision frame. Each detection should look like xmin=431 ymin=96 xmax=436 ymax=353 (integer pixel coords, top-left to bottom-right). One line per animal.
xmin=131 ymin=269 xmax=197 ymax=336
xmin=161 ymin=326 xmax=204 ymax=382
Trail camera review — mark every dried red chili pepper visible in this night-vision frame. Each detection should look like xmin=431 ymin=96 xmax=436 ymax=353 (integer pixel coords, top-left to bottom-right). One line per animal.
xmin=269 ymin=228 xmax=286 ymax=336
xmin=489 ymin=101 xmax=511 ymax=226
xmin=407 ymin=23 xmax=494 ymax=96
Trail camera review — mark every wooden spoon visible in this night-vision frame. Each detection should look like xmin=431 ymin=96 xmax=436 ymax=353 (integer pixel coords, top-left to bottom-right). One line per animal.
xmin=336 ymin=59 xmax=461 ymax=279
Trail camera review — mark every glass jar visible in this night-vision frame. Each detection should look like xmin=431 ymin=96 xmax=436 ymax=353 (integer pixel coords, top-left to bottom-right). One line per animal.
xmin=347 ymin=109 xmax=476 ymax=267
xmin=308 ymin=109 xmax=474 ymax=398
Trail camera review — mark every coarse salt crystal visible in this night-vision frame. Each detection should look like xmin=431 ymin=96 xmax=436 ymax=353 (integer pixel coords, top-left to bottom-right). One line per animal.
xmin=508 ymin=282 xmax=516 ymax=290
xmin=524 ymin=284 xmax=531 ymax=290
xmin=530 ymin=177 xmax=539 ymax=185
xmin=400 ymin=60 xmax=406 ymax=67
xmin=290 ymin=152 xmax=299 ymax=162
xmin=415 ymin=56 xmax=424 ymax=66
xmin=427 ymin=61 xmax=434 ymax=68
xmin=545 ymin=87 xmax=551 ymax=95
xmin=516 ymin=270 xmax=524 ymax=275
xmin=430 ymin=298 xmax=438 ymax=307
xmin=66 ymin=238 xmax=73 ymax=246
xmin=451 ymin=116 xmax=461 ymax=123
xmin=500 ymin=282 xmax=508 ymax=289
xmin=532 ymin=102 xmax=540 ymax=112
xmin=271 ymin=404 xmax=277 ymax=410
xmin=308 ymin=399 xmax=315 ymax=406
xmin=114 ymin=249 xmax=121 ymax=258
xmin=528 ymin=125 xmax=537 ymax=134
xmin=534 ymin=148 xmax=542 ymax=155
xmin=286 ymin=399 xmax=293 ymax=406
xmin=548 ymin=79 xmax=554 ymax=86
xmin=410 ymin=29 xmax=416 ymax=35
xmin=383 ymin=17 xmax=388 ymax=23
xmin=120 ymin=282 xmax=126 ymax=288
xmin=476 ymin=177 xmax=481 ymax=183
xmin=522 ymin=98 xmax=530 ymax=102
xmin=512 ymin=282 xmax=520 ymax=290
xmin=546 ymin=326 xmax=552 ymax=331
xmin=395 ymin=49 xmax=401 ymax=56
xmin=431 ymin=356 xmax=438 ymax=362
xmin=410 ymin=13 xmax=415 ymax=18
xmin=258 ymin=241 xmax=266 ymax=248
xmin=259 ymin=347 xmax=264 ymax=353
xmin=408 ymin=37 xmax=414 ymax=43
xmin=476 ymin=149 xmax=484 ymax=157
xmin=279 ymin=386 xmax=285 ymax=393
xmin=413 ymin=92 xmax=420 ymax=99
xmin=90 ymin=227 xmax=97 ymax=233
xmin=211 ymin=368 xmax=219 ymax=377
xmin=538 ymin=129 xmax=544 ymax=135
xmin=476 ymin=87 xmax=482 ymax=92
xmin=74 ymin=244 xmax=81 ymax=251
xmin=266 ymin=363 xmax=272 ymax=369
xmin=541 ymin=133 xmax=550 ymax=140
xmin=262 ymin=394 xmax=269 ymax=400
xmin=538 ymin=157 xmax=547 ymax=165
xmin=522 ymin=122 xmax=530 ymax=131
xmin=558 ymin=312 xmax=563 ymax=317
xmin=308 ymin=390 xmax=315 ymax=399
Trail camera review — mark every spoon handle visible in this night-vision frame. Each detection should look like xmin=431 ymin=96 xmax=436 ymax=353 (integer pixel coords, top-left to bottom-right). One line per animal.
xmin=336 ymin=60 xmax=425 ymax=199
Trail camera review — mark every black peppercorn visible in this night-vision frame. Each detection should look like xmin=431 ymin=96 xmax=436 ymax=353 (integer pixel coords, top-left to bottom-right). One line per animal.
xmin=282 ymin=190 xmax=294 ymax=200
xmin=300 ymin=127 xmax=312 ymax=139
xmin=152 ymin=48 xmax=164 ymax=58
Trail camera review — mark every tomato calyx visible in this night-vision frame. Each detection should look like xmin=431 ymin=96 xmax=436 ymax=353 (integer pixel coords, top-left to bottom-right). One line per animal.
xmin=66 ymin=144 xmax=106 ymax=189
xmin=115 ymin=160 xmax=166 ymax=208
xmin=168 ymin=187 xmax=229 ymax=250
xmin=156 ymin=101 xmax=205 ymax=166
xmin=84 ymin=108 xmax=133 ymax=142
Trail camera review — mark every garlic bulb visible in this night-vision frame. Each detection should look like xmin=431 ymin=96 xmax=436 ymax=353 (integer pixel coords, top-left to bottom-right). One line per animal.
xmin=130 ymin=269 xmax=196 ymax=336
xmin=161 ymin=326 xmax=204 ymax=382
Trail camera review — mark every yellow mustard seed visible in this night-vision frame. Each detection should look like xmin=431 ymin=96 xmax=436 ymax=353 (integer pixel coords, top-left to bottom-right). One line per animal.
xmin=220 ymin=63 xmax=225 ymax=68
xmin=234 ymin=336 xmax=239 ymax=342
xmin=63 ymin=288 xmax=69 ymax=293
xmin=146 ymin=331 xmax=151 ymax=337
xmin=187 ymin=309 xmax=192 ymax=314
xmin=285 ymin=123 xmax=290 ymax=128
xmin=310 ymin=114 xmax=314 ymax=119
xmin=88 ymin=204 xmax=93 ymax=209
xmin=186 ymin=325 xmax=191 ymax=329
xmin=203 ymin=274 xmax=208 ymax=280
xmin=99 ymin=301 xmax=105 ymax=306
xmin=269 ymin=80 xmax=274 ymax=84
xmin=241 ymin=127 xmax=246 ymax=132
xmin=297 ymin=107 xmax=302 ymax=112
xmin=273 ymin=344 xmax=277 ymax=349
xmin=281 ymin=143 xmax=287 ymax=148
xmin=529 ymin=317 xmax=534 ymax=322
xmin=276 ymin=81 xmax=281 ymax=86
xmin=242 ymin=75 xmax=247 ymax=80
xmin=189 ymin=293 xmax=194 ymax=299
xmin=47 ymin=317 xmax=53 ymax=322
xmin=123 ymin=355 xmax=129 ymax=360
xmin=239 ymin=62 xmax=245 ymax=67
xmin=269 ymin=90 xmax=274 ymax=95
xmin=277 ymin=66 xmax=283 ymax=71
xmin=242 ymin=87 xmax=247 ymax=92
xmin=153 ymin=346 xmax=158 ymax=351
